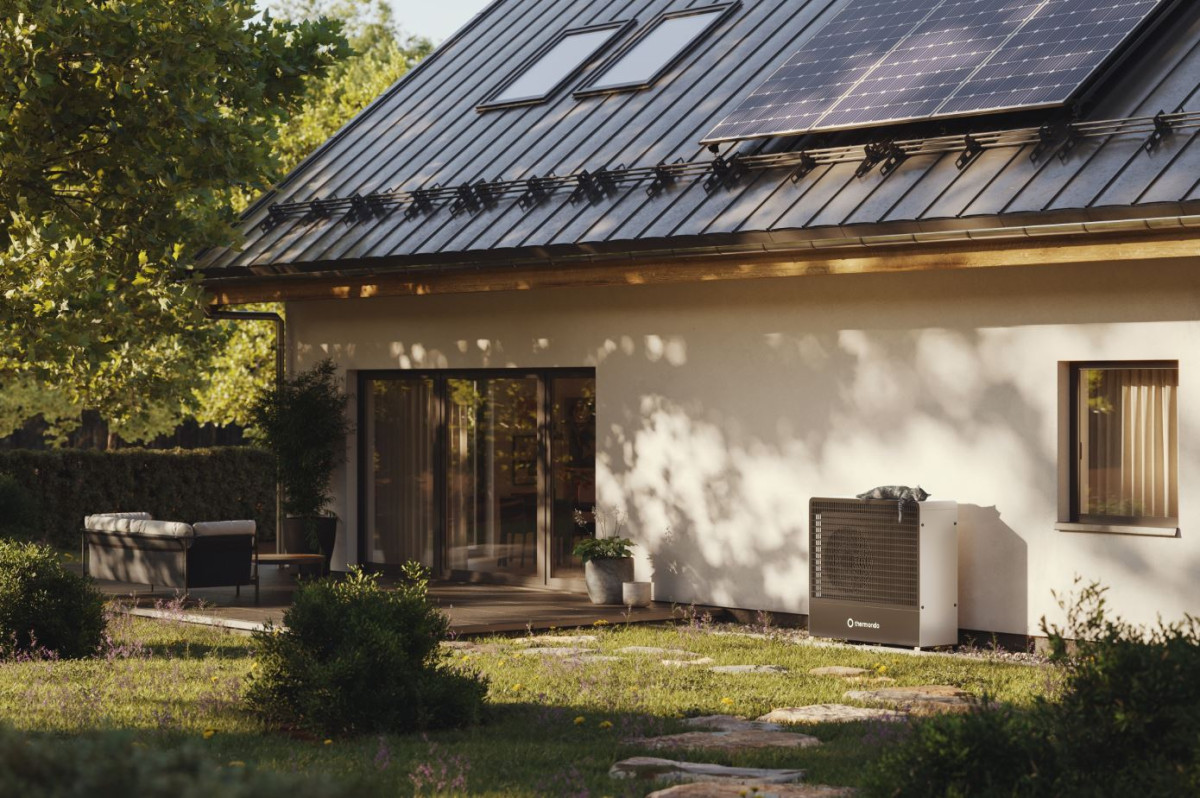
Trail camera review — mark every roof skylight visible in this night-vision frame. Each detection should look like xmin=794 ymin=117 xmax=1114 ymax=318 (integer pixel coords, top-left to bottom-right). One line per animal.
xmin=478 ymin=21 xmax=632 ymax=110
xmin=575 ymin=3 xmax=740 ymax=97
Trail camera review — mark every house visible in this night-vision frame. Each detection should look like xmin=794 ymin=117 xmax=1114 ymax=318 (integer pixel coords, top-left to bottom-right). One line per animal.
xmin=201 ymin=0 xmax=1200 ymax=642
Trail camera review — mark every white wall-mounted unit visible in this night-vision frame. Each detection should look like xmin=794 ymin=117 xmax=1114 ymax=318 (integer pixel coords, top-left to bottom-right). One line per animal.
xmin=809 ymin=498 xmax=958 ymax=649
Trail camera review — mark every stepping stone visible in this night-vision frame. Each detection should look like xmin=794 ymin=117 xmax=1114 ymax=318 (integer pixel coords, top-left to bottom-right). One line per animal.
xmin=682 ymin=715 xmax=784 ymax=732
xmin=610 ymin=757 xmax=806 ymax=785
xmin=709 ymin=665 xmax=788 ymax=675
xmin=620 ymin=646 xmax=702 ymax=657
xmin=808 ymin=666 xmax=869 ymax=677
xmin=624 ymin=729 xmax=820 ymax=752
xmin=515 ymin=646 xmax=594 ymax=657
xmin=758 ymin=705 xmax=906 ymax=725
xmin=439 ymin=641 xmax=500 ymax=654
xmin=519 ymin=634 xmax=598 ymax=646
xmin=648 ymin=783 xmax=856 ymax=797
xmin=663 ymin=657 xmax=716 ymax=668
xmin=844 ymin=685 xmax=978 ymax=715
xmin=569 ymin=655 xmax=622 ymax=664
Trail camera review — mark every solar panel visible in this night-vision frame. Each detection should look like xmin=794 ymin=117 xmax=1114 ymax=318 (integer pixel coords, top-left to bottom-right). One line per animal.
xmin=702 ymin=0 xmax=1169 ymax=144
xmin=704 ymin=0 xmax=945 ymax=141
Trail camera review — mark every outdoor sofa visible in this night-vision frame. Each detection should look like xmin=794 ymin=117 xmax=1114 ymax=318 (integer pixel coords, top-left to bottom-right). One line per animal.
xmin=82 ymin=512 xmax=257 ymax=601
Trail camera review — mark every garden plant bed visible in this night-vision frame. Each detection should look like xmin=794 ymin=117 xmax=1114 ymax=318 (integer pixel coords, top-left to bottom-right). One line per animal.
xmin=0 ymin=610 xmax=1055 ymax=796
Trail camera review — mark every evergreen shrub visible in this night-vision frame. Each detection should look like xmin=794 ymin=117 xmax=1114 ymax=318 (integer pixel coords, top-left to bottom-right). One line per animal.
xmin=245 ymin=565 xmax=487 ymax=735
xmin=0 ymin=540 xmax=105 ymax=658
xmin=0 ymin=448 xmax=275 ymax=548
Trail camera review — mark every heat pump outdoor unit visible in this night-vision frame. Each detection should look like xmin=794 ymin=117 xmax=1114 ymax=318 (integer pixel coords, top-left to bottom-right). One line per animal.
xmin=809 ymin=498 xmax=958 ymax=649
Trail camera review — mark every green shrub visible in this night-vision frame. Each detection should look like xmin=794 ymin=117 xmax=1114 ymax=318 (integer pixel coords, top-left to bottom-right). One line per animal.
xmin=862 ymin=708 xmax=1052 ymax=797
xmin=245 ymin=565 xmax=487 ymax=736
xmin=0 ymin=448 xmax=274 ymax=548
xmin=0 ymin=540 xmax=104 ymax=658
xmin=864 ymin=581 xmax=1200 ymax=797
xmin=0 ymin=729 xmax=358 ymax=797
xmin=0 ymin=473 xmax=39 ymax=539
xmin=1043 ymin=580 xmax=1200 ymax=796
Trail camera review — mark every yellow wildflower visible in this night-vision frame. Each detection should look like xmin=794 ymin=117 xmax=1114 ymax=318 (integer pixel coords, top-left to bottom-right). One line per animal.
xmin=598 ymin=720 xmax=613 ymax=730
xmin=202 ymin=729 xmax=215 ymax=740
xmin=574 ymin=716 xmax=586 ymax=725
xmin=593 ymin=619 xmax=609 ymax=626
xmin=720 ymin=697 xmax=734 ymax=706
xmin=511 ymin=683 xmax=523 ymax=692
xmin=323 ymin=739 xmax=333 ymax=746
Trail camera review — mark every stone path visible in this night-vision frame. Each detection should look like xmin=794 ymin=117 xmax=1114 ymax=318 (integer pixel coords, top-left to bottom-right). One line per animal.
xmin=619 ymin=646 xmax=703 ymax=657
xmin=514 ymin=646 xmax=594 ymax=657
xmin=610 ymin=757 xmax=807 ymax=785
xmin=682 ymin=715 xmax=784 ymax=732
xmin=844 ymin=685 xmax=978 ymax=715
xmin=648 ymin=784 xmax=856 ymax=797
xmin=663 ymin=656 xmax=716 ymax=667
xmin=518 ymin=634 xmax=598 ymax=645
xmin=808 ymin=666 xmax=869 ymax=677
xmin=758 ymin=705 xmax=906 ymax=725
xmin=710 ymin=664 xmax=788 ymax=675
xmin=624 ymin=729 xmax=821 ymax=752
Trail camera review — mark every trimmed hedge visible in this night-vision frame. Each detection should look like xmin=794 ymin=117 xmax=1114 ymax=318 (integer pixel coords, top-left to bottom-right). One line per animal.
xmin=0 ymin=448 xmax=276 ymax=549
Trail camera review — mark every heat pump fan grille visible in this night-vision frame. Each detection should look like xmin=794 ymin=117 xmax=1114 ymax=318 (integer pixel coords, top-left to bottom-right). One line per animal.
xmin=811 ymin=500 xmax=919 ymax=607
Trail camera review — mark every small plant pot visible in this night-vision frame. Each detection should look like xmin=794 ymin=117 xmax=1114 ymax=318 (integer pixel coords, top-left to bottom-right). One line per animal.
xmin=584 ymin=557 xmax=634 ymax=604
xmin=622 ymin=580 xmax=652 ymax=608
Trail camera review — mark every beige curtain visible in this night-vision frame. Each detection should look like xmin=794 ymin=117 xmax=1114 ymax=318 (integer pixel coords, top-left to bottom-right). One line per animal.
xmin=367 ymin=378 xmax=436 ymax=566
xmin=1081 ymin=367 xmax=1178 ymax=521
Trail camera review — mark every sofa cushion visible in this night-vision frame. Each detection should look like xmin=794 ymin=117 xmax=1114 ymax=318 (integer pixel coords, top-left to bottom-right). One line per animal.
xmin=84 ymin=512 xmax=153 ymax=532
xmin=127 ymin=519 xmax=194 ymax=539
xmin=192 ymin=520 xmax=255 ymax=538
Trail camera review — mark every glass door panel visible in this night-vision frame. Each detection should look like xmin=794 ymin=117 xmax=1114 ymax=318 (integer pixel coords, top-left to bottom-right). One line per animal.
xmin=446 ymin=377 xmax=539 ymax=577
xmin=549 ymin=376 xmax=596 ymax=579
xmin=364 ymin=378 xmax=436 ymax=568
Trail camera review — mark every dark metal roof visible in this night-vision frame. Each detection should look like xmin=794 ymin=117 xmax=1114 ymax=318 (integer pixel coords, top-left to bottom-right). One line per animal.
xmin=202 ymin=0 xmax=1200 ymax=279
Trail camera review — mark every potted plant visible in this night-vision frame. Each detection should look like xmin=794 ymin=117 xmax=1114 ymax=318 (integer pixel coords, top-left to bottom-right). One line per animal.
xmin=249 ymin=359 xmax=351 ymax=573
xmin=573 ymin=507 xmax=634 ymax=604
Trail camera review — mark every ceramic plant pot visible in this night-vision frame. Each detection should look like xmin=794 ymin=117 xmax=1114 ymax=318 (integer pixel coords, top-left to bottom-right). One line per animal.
xmin=584 ymin=557 xmax=635 ymax=604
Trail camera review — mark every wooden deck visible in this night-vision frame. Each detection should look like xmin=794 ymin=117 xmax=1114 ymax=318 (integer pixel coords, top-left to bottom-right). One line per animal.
xmin=96 ymin=565 xmax=682 ymax=634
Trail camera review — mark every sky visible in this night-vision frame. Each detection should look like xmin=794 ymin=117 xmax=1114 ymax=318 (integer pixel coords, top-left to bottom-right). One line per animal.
xmin=388 ymin=0 xmax=492 ymax=42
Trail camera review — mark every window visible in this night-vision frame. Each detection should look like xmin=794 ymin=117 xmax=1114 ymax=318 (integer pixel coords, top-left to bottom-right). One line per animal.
xmin=574 ymin=3 xmax=740 ymax=97
xmin=478 ymin=22 xmax=633 ymax=110
xmin=1070 ymin=362 xmax=1178 ymax=528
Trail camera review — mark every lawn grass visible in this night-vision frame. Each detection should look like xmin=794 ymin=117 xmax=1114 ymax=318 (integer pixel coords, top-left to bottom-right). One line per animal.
xmin=0 ymin=609 xmax=1055 ymax=795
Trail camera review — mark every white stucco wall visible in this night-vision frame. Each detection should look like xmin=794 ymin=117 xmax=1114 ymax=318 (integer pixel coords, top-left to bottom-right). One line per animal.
xmin=287 ymin=257 xmax=1200 ymax=637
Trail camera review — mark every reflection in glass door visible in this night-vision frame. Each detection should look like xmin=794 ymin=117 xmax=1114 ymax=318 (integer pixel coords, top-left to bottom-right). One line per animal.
xmin=549 ymin=376 xmax=596 ymax=579
xmin=360 ymin=369 xmax=594 ymax=589
xmin=446 ymin=377 xmax=539 ymax=577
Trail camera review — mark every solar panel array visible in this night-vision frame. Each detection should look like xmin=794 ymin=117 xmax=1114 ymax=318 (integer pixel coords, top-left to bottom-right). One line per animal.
xmin=703 ymin=0 xmax=1168 ymax=143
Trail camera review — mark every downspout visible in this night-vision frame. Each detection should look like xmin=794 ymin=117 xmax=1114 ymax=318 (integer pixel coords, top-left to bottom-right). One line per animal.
xmin=204 ymin=308 xmax=285 ymax=552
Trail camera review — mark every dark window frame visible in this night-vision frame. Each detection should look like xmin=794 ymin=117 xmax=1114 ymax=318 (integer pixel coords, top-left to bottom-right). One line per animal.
xmin=477 ymin=20 xmax=635 ymax=111
xmin=573 ymin=2 xmax=741 ymax=98
xmin=1068 ymin=359 xmax=1179 ymax=528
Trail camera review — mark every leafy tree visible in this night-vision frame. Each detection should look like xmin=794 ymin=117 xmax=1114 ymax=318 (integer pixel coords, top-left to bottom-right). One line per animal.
xmin=0 ymin=0 xmax=347 ymax=441
xmin=192 ymin=3 xmax=430 ymax=433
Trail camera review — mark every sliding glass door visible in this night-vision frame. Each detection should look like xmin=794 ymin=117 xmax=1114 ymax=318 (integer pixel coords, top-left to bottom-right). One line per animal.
xmin=445 ymin=376 xmax=539 ymax=578
xmin=360 ymin=369 xmax=595 ymax=590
